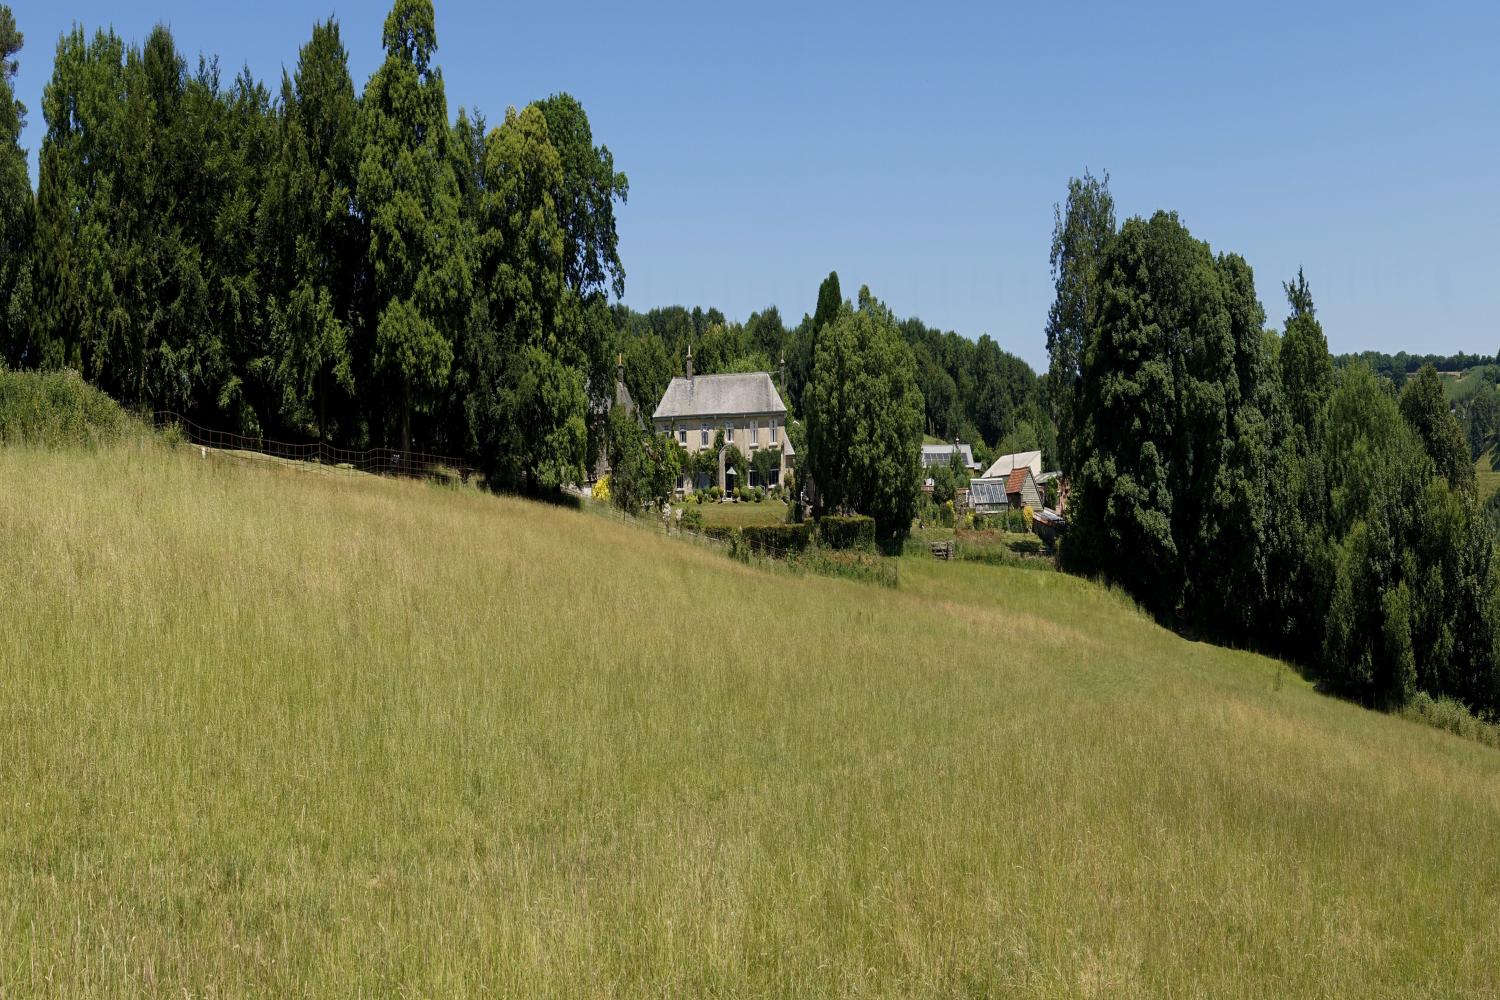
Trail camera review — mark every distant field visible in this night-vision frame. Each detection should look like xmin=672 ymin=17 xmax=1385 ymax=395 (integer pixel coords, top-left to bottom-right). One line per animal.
xmin=1444 ymin=365 xmax=1499 ymax=403
xmin=2 ymin=439 xmax=1499 ymax=995
xmin=1476 ymin=447 xmax=1500 ymax=504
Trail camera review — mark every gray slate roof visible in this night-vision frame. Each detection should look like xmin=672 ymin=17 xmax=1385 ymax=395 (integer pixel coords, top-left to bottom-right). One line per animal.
xmin=651 ymin=372 xmax=787 ymax=420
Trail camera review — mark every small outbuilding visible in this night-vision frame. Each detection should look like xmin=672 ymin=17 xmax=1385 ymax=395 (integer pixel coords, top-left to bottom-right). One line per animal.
xmin=1004 ymin=467 xmax=1043 ymax=510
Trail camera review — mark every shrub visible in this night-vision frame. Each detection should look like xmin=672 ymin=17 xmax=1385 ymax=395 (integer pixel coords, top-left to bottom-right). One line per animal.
xmin=592 ymin=474 xmax=611 ymax=502
xmin=1009 ymin=536 xmax=1044 ymax=556
xmin=709 ymin=486 xmax=722 ymax=500
xmin=957 ymin=542 xmax=1055 ymax=573
xmin=1401 ymin=692 xmax=1500 ymax=749
xmin=753 ymin=487 xmax=764 ymax=503
xmin=817 ymin=514 xmax=876 ymax=551
xmin=702 ymin=525 xmax=738 ymax=544
xmin=0 ymin=368 xmax=131 ymax=448
xmin=792 ymin=548 xmax=897 ymax=588
xmin=680 ymin=507 xmax=704 ymax=532
xmin=742 ymin=523 xmax=812 ymax=556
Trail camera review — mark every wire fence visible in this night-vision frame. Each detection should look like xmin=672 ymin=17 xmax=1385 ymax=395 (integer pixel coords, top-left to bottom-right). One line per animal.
xmin=153 ymin=412 xmax=476 ymax=485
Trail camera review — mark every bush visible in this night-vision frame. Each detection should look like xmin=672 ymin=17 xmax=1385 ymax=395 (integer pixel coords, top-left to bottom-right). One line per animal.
xmin=1008 ymin=536 xmax=1045 ymax=556
xmin=792 ymin=548 xmax=898 ymax=588
xmin=1401 ymin=692 xmax=1500 ymax=749
xmin=592 ymin=474 xmax=611 ymax=501
xmin=742 ymin=523 xmax=812 ymax=556
xmin=817 ymin=514 xmax=876 ymax=551
xmin=753 ymin=487 xmax=764 ymax=503
xmin=709 ymin=486 xmax=722 ymax=500
xmin=680 ymin=507 xmax=704 ymax=532
xmin=975 ymin=509 xmax=1028 ymax=533
xmin=702 ymin=525 xmax=738 ymax=544
xmin=957 ymin=542 xmax=1055 ymax=572
xmin=0 ymin=368 xmax=132 ymax=448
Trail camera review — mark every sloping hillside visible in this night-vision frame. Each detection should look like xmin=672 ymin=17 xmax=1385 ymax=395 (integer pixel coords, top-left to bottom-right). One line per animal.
xmin=2 ymin=440 xmax=1498 ymax=996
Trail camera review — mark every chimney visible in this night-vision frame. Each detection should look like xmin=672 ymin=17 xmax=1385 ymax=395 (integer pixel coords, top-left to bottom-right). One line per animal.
xmin=779 ymin=355 xmax=786 ymax=396
xmin=686 ymin=343 xmax=694 ymax=380
xmin=616 ymin=351 xmax=624 ymax=386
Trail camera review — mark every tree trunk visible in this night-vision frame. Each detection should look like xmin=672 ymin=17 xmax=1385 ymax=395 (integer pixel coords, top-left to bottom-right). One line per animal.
xmin=400 ymin=380 xmax=411 ymax=459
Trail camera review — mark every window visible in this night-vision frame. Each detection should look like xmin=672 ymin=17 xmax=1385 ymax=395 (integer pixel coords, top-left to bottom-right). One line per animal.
xmin=750 ymin=420 xmax=759 ymax=448
xmin=769 ymin=418 xmax=778 ymax=443
xmin=678 ymin=427 xmax=686 ymax=445
xmin=725 ymin=423 xmax=734 ymax=443
xmin=700 ymin=424 xmax=709 ymax=446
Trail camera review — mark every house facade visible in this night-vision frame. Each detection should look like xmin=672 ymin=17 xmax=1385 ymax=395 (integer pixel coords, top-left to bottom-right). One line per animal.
xmin=651 ymin=347 xmax=794 ymax=493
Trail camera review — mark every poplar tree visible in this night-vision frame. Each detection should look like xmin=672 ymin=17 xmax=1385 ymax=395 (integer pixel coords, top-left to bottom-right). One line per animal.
xmin=0 ymin=5 xmax=32 ymax=366
xmin=1044 ymin=170 xmax=1115 ymax=473
xmin=357 ymin=0 xmax=467 ymax=451
xmin=463 ymin=103 xmax=585 ymax=492
xmin=804 ymin=288 xmax=924 ymax=540
xmin=261 ymin=19 xmax=359 ymax=441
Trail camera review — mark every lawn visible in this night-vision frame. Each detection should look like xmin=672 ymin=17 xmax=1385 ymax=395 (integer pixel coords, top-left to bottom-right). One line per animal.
xmin=2 ymin=438 xmax=1499 ymax=996
xmin=687 ymin=494 xmax=791 ymax=527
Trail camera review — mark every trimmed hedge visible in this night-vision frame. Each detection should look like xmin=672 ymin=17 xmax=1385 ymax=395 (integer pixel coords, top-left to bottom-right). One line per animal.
xmin=0 ymin=367 xmax=132 ymax=448
xmin=817 ymin=514 xmax=876 ymax=551
xmin=702 ymin=525 xmax=739 ymax=544
xmin=741 ymin=523 xmax=812 ymax=555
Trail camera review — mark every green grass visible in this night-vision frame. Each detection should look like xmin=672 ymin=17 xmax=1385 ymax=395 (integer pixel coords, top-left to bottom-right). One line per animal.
xmin=688 ymin=495 xmax=790 ymax=527
xmin=1443 ymin=365 xmax=1499 ymax=403
xmin=3 ymin=437 xmax=1500 ymax=995
xmin=1476 ymin=447 xmax=1500 ymax=505
xmin=0 ymin=367 xmax=132 ymax=446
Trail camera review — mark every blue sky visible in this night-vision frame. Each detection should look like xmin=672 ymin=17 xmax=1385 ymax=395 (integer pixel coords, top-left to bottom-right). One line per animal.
xmin=8 ymin=0 xmax=1499 ymax=369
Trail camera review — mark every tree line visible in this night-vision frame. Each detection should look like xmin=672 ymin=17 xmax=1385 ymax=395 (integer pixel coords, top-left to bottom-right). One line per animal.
xmin=1050 ymin=171 xmax=1500 ymax=718
xmin=0 ymin=0 xmax=631 ymax=492
xmin=1334 ymin=350 xmax=1496 ymax=387
xmin=0 ymin=0 xmax=1052 ymax=500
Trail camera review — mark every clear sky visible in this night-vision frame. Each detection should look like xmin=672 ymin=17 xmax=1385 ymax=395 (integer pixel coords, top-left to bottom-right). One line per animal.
xmin=8 ymin=0 xmax=1499 ymax=370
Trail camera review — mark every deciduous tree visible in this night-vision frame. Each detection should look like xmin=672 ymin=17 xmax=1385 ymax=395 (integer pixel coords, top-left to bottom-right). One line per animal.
xmin=804 ymin=288 xmax=923 ymax=540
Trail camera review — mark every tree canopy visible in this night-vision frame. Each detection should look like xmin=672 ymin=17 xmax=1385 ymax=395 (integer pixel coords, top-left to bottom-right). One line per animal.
xmin=804 ymin=289 xmax=924 ymax=540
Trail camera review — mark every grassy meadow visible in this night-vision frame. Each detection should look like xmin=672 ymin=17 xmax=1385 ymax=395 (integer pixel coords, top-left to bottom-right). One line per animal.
xmin=3 ymin=438 xmax=1500 ymax=996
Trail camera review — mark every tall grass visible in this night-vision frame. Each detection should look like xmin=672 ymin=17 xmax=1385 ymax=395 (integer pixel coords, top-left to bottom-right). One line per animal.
xmin=1 ymin=439 xmax=1499 ymax=996
xmin=0 ymin=367 xmax=132 ymax=447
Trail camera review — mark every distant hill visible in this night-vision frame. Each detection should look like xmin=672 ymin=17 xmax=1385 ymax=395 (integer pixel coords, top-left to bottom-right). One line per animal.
xmin=1332 ymin=349 xmax=1496 ymax=389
